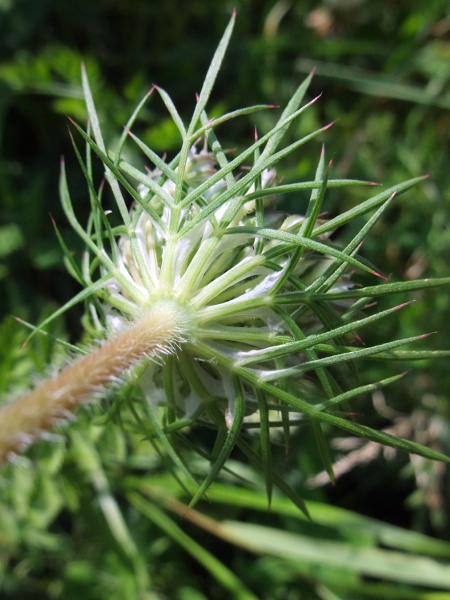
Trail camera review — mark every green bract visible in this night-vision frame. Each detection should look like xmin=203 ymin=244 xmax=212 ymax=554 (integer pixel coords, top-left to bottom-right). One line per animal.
xmin=54 ymin=13 xmax=450 ymax=510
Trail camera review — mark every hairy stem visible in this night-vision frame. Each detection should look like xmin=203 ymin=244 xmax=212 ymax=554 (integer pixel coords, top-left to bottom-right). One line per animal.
xmin=0 ymin=301 xmax=189 ymax=462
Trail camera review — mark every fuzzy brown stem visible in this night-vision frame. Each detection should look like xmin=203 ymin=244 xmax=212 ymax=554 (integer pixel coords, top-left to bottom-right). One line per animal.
xmin=0 ymin=302 xmax=187 ymax=462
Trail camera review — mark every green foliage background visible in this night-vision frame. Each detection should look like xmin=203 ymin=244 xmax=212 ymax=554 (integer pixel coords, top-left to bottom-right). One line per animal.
xmin=1 ymin=1 xmax=450 ymax=598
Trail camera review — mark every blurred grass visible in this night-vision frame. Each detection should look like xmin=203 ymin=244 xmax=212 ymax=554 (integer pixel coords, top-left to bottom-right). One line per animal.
xmin=0 ymin=0 xmax=450 ymax=598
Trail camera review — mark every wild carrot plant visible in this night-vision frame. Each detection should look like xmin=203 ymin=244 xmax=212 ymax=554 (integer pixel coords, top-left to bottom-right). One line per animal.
xmin=1 ymin=13 xmax=449 ymax=513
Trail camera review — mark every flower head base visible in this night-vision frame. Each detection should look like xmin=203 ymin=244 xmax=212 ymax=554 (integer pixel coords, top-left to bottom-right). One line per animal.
xmin=103 ymin=141 xmax=352 ymax=423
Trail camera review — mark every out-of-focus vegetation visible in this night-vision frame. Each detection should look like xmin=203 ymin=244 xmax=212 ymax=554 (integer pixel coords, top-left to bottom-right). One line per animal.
xmin=1 ymin=1 xmax=450 ymax=598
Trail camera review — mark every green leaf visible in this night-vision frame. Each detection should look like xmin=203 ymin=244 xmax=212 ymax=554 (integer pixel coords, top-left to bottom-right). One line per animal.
xmin=225 ymin=225 xmax=378 ymax=274
xmin=258 ymin=333 xmax=431 ymax=381
xmin=307 ymin=277 xmax=450 ymax=301
xmin=218 ymin=521 xmax=450 ymax=589
xmin=188 ymin=377 xmax=246 ymax=509
xmin=313 ymin=176 xmax=427 ymax=236
xmin=128 ymin=490 xmax=259 ymax=600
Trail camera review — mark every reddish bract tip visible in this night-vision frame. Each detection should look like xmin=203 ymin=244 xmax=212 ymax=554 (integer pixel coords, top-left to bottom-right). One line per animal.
xmin=354 ymin=334 xmax=365 ymax=346
xmin=14 ymin=319 xmax=29 ymax=348
xmin=365 ymin=301 xmax=377 ymax=309
xmin=393 ymin=300 xmax=415 ymax=311
xmin=66 ymin=127 xmax=75 ymax=144
xmin=418 ymin=332 xmax=436 ymax=339
xmin=347 ymin=411 xmax=363 ymax=418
